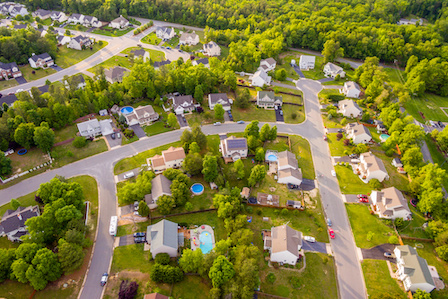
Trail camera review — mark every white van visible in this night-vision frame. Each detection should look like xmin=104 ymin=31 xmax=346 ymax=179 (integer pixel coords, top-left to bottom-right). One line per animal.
xmin=123 ymin=171 xmax=134 ymax=179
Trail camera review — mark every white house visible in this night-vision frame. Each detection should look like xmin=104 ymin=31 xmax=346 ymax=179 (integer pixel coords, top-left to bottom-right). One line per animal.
xmin=50 ymin=11 xmax=68 ymax=22
xmin=109 ymin=15 xmax=129 ymax=29
xmin=156 ymin=27 xmax=175 ymax=40
xmin=67 ymin=35 xmax=92 ymax=50
xmin=0 ymin=206 xmax=40 ymax=242
xmin=392 ymin=158 xmax=403 ymax=168
xmin=148 ymin=146 xmax=186 ymax=172
xmin=57 ymin=35 xmax=71 ymax=46
xmin=338 ymin=99 xmax=363 ymax=118
xmin=5 ymin=3 xmax=28 ymax=17
xmin=394 ymin=245 xmax=435 ymax=293
xmin=342 ymin=81 xmax=361 ymax=98
xmin=345 ymin=123 xmax=372 ymax=144
xmin=358 ymin=152 xmax=389 ymax=182
xmin=203 ymin=41 xmax=221 ymax=56
xmin=124 ymin=105 xmax=159 ymax=126
xmin=67 ymin=13 xmax=84 ymax=24
xmin=258 ymin=58 xmax=276 ymax=72
xmin=76 ymin=119 xmax=102 ymax=137
xmin=371 ymin=187 xmax=412 ymax=220
xmin=256 ymin=91 xmax=282 ymax=108
xmin=28 ymin=53 xmax=54 ymax=69
xmin=171 ymin=95 xmax=197 ymax=115
xmin=398 ymin=18 xmax=422 ymax=25
xmin=208 ymin=93 xmax=232 ymax=111
xmin=33 ymin=9 xmax=51 ymax=19
xmin=131 ymin=49 xmax=150 ymax=62
xmin=263 ymin=224 xmax=302 ymax=266
xmin=220 ymin=136 xmax=248 ymax=163
xmin=179 ymin=32 xmax=199 ymax=45
xmin=146 ymin=220 xmax=179 ymax=258
xmin=83 ymin=15 xmax=101 ymax=27
xmin=277 ymin=150 xmax=302 ymax=186
xmin=249 ymin=69 xmax=271 ymax=87
xmin=323 ymin=62 xmax=345 ymax=78
xmin=298 ymin=55 xmax=315 ymax=69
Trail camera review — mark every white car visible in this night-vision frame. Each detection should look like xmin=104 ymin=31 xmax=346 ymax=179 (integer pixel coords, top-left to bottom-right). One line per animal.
xmin=123 ymin=171 xmax=134 ymax=179
xmin=331 ymin=170 xmax=336 ymax=177
xmin=214 ymin=122 xmax=221 ymax=126
xmin=100 ymin=273 xmax=108 ymax=286
xmin=303 ymin=236 xmax=316 ymax=243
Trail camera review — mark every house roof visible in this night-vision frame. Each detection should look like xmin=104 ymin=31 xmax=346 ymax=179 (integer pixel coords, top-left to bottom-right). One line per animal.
xmin=162 ymin=146 xmax=185 ymax=162
xmin=261 ymin=58 xmax=276 ymax=66
xmin=396 ymin=245 xmax=434 ymax=287
xmin=278 ymin=150 xmax=298 ymax=169
xmin=393 ymin=158 xmax=402 ymax=164
xmin=83 ymin=15 xmax=96 ymax=23
xmin=50 ymin=11 xmax=64 ymax=17
xmin=144 ymin=293 xmax=169 ymax=299
xmin=324 ymin=62 xmax=344 ymax=74
xmin=131 ymin=49 xmax=147 ymax=58
xmin=13 ymin=23 xmax=27 ymax=29
xmin=99 ymin=119 xmax=113 ymax=135
xmin=0 ymin=206 xmax=39 ymax=234
xmin=278 ymin=168 xmax=302 ymax=181
xmin=299 ymin=55 xmax=315 ymax=64
xmin=378 ymin=187 xmax=410 ymax=212
xmin=34 ymin=9 xmax=51 ymax=17
xmin=179 ymin=32 xmax=198 ymax=43
xmin=252 ymin=69 xmax=269 ymax=81
xmin=209 ymin=93 xmax=230 ymax=106
xmin=150 ymin=154 xmax=165 ymax=168
xmin=104 ymin=66 xmax=128 ymax=81
xmin=111 ymin=15 xmax=128 ymax=24
xmin=172 ymin=95 xmax=194 ymax=110
xmin=73 ymin=35 xmax=90 ymax=43
xmin=134 ymin=105 xmax=157 ymax=119
xmin=225 ymin=136 xmax=247 ymax=150
xmin=0 ymin=94 xmax=17 ymax=106
xmin=0 ymin=61 xmax=19 ymax=71
xmin=241 ymin=187 xmax=250 ymax=198
xmin=204 ymin=41 xmax=219 ymax=50
xmin=37 ymin=85 xmax=49 ymax=94
xmin=345 ymin=81 xmax=361 ymax=91
xmin=271 ymin=224 xmax=302 ymax=256
xmin=147 ymin=219 xmax=178 ymax=251
xmin=153 ymin=60 xmax=171 ymax=68
xmin=29 ymin=52 xmax=52 ymax=62
xmin=156 ymin=26 xmax=173 ymax=36
xmin=346 ymin=123 xmax=371 ymax=138
xmin=361 ymin=152 xmax=388 ymax=174
xmin=151 ymin=174 xmax=172 ymax=199
xmin=257 ymin=91 xmax=282 ymax=104
xmin=338 ymin=99 xmax=362 ymax=112
xmin=77 ymin=118 xmax=100 ymax=132
xmin=70 ymin=13 xmax=83 ymax=20
xmin=195 ymin=58 xmax=209 ymax=65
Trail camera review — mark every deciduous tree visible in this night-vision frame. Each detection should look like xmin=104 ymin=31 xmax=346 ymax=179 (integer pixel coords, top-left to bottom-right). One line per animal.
xmin=209 ymin=255 xmax=235 ymax=288
xmin=202 ymin=154 xmax=218 ymax=182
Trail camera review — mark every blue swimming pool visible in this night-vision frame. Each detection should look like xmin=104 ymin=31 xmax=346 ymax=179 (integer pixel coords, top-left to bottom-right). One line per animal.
xmin=121 ymin=106 xmax=134 ymax=115
xmin=191 ymin=183 xmax=204 ymax=195
xmin=199 ymin=231 xmax=213 ymax=254
xmin=267 ymin=154 xmax=277 ymax=161
xmin=380 ymin=134 xmax=390 ymax=141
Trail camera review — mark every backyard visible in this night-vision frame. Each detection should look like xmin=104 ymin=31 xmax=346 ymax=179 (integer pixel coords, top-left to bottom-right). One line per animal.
xmin=334 ymin=165 xmax=372 ymax=194
xmin=404 ymin=93 xmax=448 ymax=123
xmin=7 ymin=148 xmax=50 ymax=176
xmin=55 ymin=42 xmax=108 ymax=69
xmin=362 ymin=260 xmax=407 ymax=299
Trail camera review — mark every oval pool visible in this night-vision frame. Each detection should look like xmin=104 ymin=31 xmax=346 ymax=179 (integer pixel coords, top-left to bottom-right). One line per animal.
xmin=121 ymin=106 xmax=134 ymax=115
xmin=380 ymin=134 xmax=390 ymax=142
xmin=191 ymin=183 xmax=204 ymax=195
xmin=199 ymin=231 xmax=213 ymax=254
xmin=267 ymin=154 xmax=277 ymax=162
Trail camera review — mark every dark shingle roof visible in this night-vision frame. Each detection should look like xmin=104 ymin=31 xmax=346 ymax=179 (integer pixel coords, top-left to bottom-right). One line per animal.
xmin=29 ymin=52 xmax=52 ymax=62
xmin=0 ymin=94 xmax=18 ymax=106
xmin=153 ymin=60 xmax=171 ymax=68
xmin=0 ymin=206 xmax=39 ymax=234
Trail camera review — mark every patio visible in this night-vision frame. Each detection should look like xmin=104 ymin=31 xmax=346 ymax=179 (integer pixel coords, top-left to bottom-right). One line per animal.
xmin=190 ymin=224 xmax=215 ymax=254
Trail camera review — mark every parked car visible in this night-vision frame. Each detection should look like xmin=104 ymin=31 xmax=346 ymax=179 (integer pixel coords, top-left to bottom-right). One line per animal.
xmin=214 ymin=122 xmax=221 ymax=126
xmin=134 ymin=236 xmax=146 ymax=243
xmin=237 ymin=121 xmax=245 ymax=124
xmin=275 ymin=105 xmax=278 ymax=110
xmin=133 ymin=232 xmax=146 ymax=238
xmin=303 ymin=236 xmax=316 ymax=243
xmin=111 ymin=133 xmax=116 ymax=139
xmin=117 ymin=133 xmax=121 ymax=138
xmin=328 ymin=228 xmax=336 ymax=239
xmin=280 ymin=110 xmax=283 ymax=116
xmin=167 ymin=47 xmax=171 ymax=49
xmin=287 ymin=183 xmax=300 ymax=189
xmin=359 ymin=197 xmax=369 ymax=203
xmin=327 ymin=218 xmax=332 ymax=227
xmin=100 ymin=273 xmax=108 ymax=286
xmin=357 ymin=194 xmax=368 ymax=199
xmin=349 ymin=154 xmax=359 ymax=159
xmin=123 ymin=171 xmax=135 ymax=179
xmin=337 ymin=129 xmax=344 ymax=133
xmin=438 ymin=121 xmax=445 ymax=128
xmin=384 ymin=252 xmax=393 ymax=258
xmin=331 ymin=170 xmax=336 ymax=177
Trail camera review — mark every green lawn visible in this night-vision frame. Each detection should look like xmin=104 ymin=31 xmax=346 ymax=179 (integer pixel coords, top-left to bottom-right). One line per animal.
xmin=346 ymin=204 xmax=395 ymax=248
xmin=148 ymin=49 xmax=165 ymax=62
xmin=7 ymin=148 xmax=50 ymax=176
xmin=397 ymin=204 xmax=429 ymax=239
xmin=424 ymin=136 xmax=448 ymax=190
xmin=259 ymin=253 xmax=337 ymax=299
xmin=282 ymin=104 xmax=305 ymax=124
xmin=367 ymin=126 xmax=381 ymax=143
xmin=405 ymin=93 xmax=448 ymax=122
xmin=54 ymin=124 xmax=79 ymax=143
xmin=0 ymin=78 xmax=18 ymax=91
xmin=278 ymin=52 xmax=301 ymax=80
xmin=91 ymin=27 xmax=133 ymax=37
xmin=290 ymin=135 xmax=315 ymax=179
xmin=278 ymin=50 xmax=325 ymax=80
xmin=327 ymin=133 xmax=355 ymax=156
xmin=55 ymin=42 xmax=108 ymax=69
xmin=274 ymin=86 xmax=302 ymax=97
xmin=143 ymin=121 xmax=176 ymax=136
xmin=20 ymin=65 xmax=57 ymax=82
xmin=318 ymin=88 xmax=342 ymax=102
xmin=141 ymin=32 xmax=162 ymax=45
xmin=334 ymin=165 xmax=372 ymax=194
xmin=51 ymin=138 xmax=108 ymax=168
xmin=362 ymin=260 xmax=407 ymax=299
xmin=371 ymin=149 xmax=410 ymax=192
xmin=383 ymin=67 xmax=406 ymax=85
xmin=232 ymin=105 xmax=276 ymax=122
xmin=87 ymin=55 xmax=132 ymax=73
xmin=163 ymin=36 xmax=179 ymax=47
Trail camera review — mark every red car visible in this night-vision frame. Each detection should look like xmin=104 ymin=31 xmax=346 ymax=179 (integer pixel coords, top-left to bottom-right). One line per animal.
xmin=359 ymin=197 xmax=369 ymax=203
xmin=357 ymin=194 xmax=368 ymax=199
xmin=328 ymin=228 xmax=335 ymax=239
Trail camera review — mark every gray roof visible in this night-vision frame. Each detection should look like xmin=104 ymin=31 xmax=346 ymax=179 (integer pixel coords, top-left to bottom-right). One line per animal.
xmin=131 ymin=49 xmax=146 ymax=57
xmin=37 ymin=85 xmax=49 ymax=94
xmin=204 ymin=41 xmax=218 ymax=50
xmin=73 ymin=35 xmax=90 ymax=43
xmin=147 ymin=219 xmax=178 ymax=251
xmin=157 ymin=26 xmax=173 ymax=35
xmin=153 ymin=60 xmax=171 ymax=68
xmin=345 ymin=81 xmax=361 ymax=91
xmin=195 ymin=58 xmax=209 ymax=65
xmin=151 ymin=174 xmax=172 ymax=200
xmin=13 ymin=24 xmax=27 ymax=29
xmin=83 ymin=15 xmax=95 ymax=23
xmin=324 ymin=62 xmax=344 ymax=74
xmin=34 ymin=9 xmax=51 ymax=17
xmin=346 ymin=123 xmax=371 ymax=137
xmin=29 ymin=52 xmax=52 ymax=63
xmin=111 ymin=15 xmax=128 ymax=24
xmin=257 ymin=91 xmax=282 ymax=104
xmin=70 ymin=13 xmax=82 ymax=20
xmin=77 ymin=118 xmax=100 ymax=132
xmin=209 ymin=93 xmax=230 ymax=106
xmin=0 ymin=94 xmax=17 ymax=106
xmin=172 ymin=95 xmax=194 ymax=110
xmin=104 ymin=66 xmax=128 ymax=81
xmin=271 ymin=224 xmax=302 ymax=256
xmin=262 ymin=58 xmax=276 ymax=66
xmin=396 ymin=245 xmax=435 ymax=287
xmin=0 ymin=61 xmax=19 ymax=71
xmin=0 ymin=206 xmax=39 ymax=234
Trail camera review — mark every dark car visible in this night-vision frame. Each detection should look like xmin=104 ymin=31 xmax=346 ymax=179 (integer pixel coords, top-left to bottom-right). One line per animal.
xmin=287 ymin=183 xmax=300 ymax=189
xmin=438 ymin=121 xmax=445 ymax=128
xmin=133 ymin=232 xmax=146 ymax=238
xmin=111 ymin=133 xmax=116 ymax=139
xmin=349 ymin=154 xmax=359 ymax=159
xmin=134 ymin=236 xmax=146 ymax=243
xmin=337 ymin=129 xmax=344 ymax=133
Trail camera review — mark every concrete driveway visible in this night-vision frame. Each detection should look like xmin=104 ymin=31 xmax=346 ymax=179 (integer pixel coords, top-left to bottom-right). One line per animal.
xmin=105 ymin=133 xmax=121 ymax=148
xmin=130 ymin=124 xmax=146 ymax=138
xmin=361 ymin=244 xmax=396 ymax=263
xmin=177 ymin=114 xmax=189 ymax=127
xmin=302 ymin=240 xmax=328 ymax=253
xmin=275 ymin=108 xmax=284 ymax=122
xmin=15 ymin=76 xmax=27 ymax=84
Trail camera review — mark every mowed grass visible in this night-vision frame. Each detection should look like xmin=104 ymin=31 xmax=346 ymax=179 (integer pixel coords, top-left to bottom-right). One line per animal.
xmin=55 ymin=42 xmax=108 ymax=69
xmin=0 ymin=78 xmax=18 ymax=91
xmin=143 ymin=121 xmax=176 ymax=136
xmin=283 ymin=104 xmax=305 ymax=124
xmin=371 ymin=149 xmax=410 ymax=192
xmin=405 ymin=93 xmax=448 ymax=122
xmin=51 ymin=138 xmax=108 ymax=168
xmin=424 ymin=135 xmax=448 ymax=190
xmin=87 ymin=55 xmax=132 ymax=73
xmin=91 ymin=27 xmax=133 ymax=37
xmin=141 ymin=32 xmax=162 ymax=45
xmin=232 ymin=105 xmax=276 ymax=122
xmin=334 ymin=165 xmax=372 ymax=194
xmin=362 ymin=260 xmax=407 ymax=299
xmin=290 ymin=135 xmax=315 ymax=179
xmin=7 ymin=148 xmax=50 ymax=175
xmin=54 ymin=124 xmax=79 ymax=143
xmin=120 ymin=47 xmax=165 ymax=62
xmin=346 ymin=204 xmax=395 ymax=248
xmin=20 ymin=64 xmax=57 ymax=82
xmin=259 ymin=253 xmax=337 ymax=299
xmin=327 ymin=133 xmax=355 ymax=156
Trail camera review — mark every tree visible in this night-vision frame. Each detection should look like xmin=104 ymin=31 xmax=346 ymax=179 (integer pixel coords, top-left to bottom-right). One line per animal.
xmin=255 ymin=147 xmax=265 ymax=162
xmin=179 ymin=248 xmax=204 ymax=273
xmin=413 ymin=289 xmax=432 ymax=299
xmin=189 ymin=142 xmax=200 ymax=154
xmin=0 ymin=248 xmax=16 ymax=282
xmin=33 ymin=122 xmax=55 ymax=152
xmin=275 ymin=68 xmax=287 ymax=81
xmin=266 ymin=273 xmax=276 ymax=284
xmin=171 ymin=180 xmax=189 ymax=206
xmin=322 ymin=39 xmax=344 ymax=63
xmin=14 ymin=123 xmax=36 ymax=149
xmin=138 ymin=200 xmax=150 ymax=217
xmin=402 ymin=146 xmax=423 ymax=168
xmin=354 ymin=143 xmax=368 ymax=154
xmin=235 ymin=88 xmax=250 ymax=108
xmin=248 ymin=165 xmax=267 ymax=187
xmin=244 ymin=120 xmax=259 ymax=138
xmin=202 ymin=154 xmax=218 ymax=182
xmin=247 ymin=135 xmax=261 ymax=152
xmin=194 ymin=85 xmax=204 ymax=103
xmin=57 ymin=240 xmax=84 ymax=274
xmin=209 ymin=255 xmax=235 ymax=288
xmin=233 ymin=159 xmax=245 ymax=179
xmin=436 ymin=126 xmax=448 ymax=152
xmin=118 ymin=280 xmax=139 ymax=299
xmin=436 ymin=245 xmax=448 ymax=262
xmin=10 ymin=198 xmax=20 ymax=210
xmin=213 ymin=192 xmax=242 ymax=219
xmin=157 ymin=195 xmax=175 ymax=215
xmin=181 ymin=129 xmax=194 ymax=150
xmin=269 ymin=125 xmax=277 ymax=140
xmin=191 ymin=125 xmax=207 ymax=149
xmin=214 ymin=104 xmax=225 ymax=120
xmin=260 ymin=123 xmax=271 ymax=142
xmin=72 ymin=136 xmax=87 ymax=148
xmin=167 ymin=113 xmax=177 ymax=128
xmin=0 ymin=152 xmax=12 ymax=177
xmin=155 ymin=253 xmax=171 ymax=265
xmin=183 ymin=152 xmax=203 ymax=175
xmin=26 ymin=248 xmax=62 ymax=290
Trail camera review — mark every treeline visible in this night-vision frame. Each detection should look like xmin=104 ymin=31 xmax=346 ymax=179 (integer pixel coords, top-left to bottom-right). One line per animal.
xmin=0 ymin=27 xmax=57 ymax=65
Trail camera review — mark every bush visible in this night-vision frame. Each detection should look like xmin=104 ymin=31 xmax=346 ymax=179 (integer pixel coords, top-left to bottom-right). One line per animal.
xmin=246 ymin=206 xmax=253 ymax=213
xmin=266 ymin=273 xmax=276 ymax=284
xmin=67 ymin=150 xmax=74 ymax=157
xmin=394 ymin=218 xmax=404 ymax=228
xmin=118 ymin=280 xmax=138 ymax=299
xmin=256 ymin=209 xmax=262 ymax=216
xmin=388 ymin=235 xmax=399 ymax=244
xmin=385 ymin=149 xmax=394 ymax=157
xmin=185 ymin=202 xmax=193 ymax=211
xmin=72 ymin=136 xmax=87 ymax=148
xmin=281 ymin=208 xmax=289 ymax=216
xmin=328 ymin=94 xmax=345 ymax=102
xmin=155 ymin=253 xmax=170 ymax=265
xmin=343 ymin=139 xmax=351 ymax=146
xmin=336 ymin=133 xmax=343 ymax=139
xmin=291 ymin=112 xmax=297 ymax=119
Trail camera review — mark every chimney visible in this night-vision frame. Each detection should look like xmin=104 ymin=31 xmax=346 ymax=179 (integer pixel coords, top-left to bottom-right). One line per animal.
xmin=17 ymin=214 xmax=22 ymax=221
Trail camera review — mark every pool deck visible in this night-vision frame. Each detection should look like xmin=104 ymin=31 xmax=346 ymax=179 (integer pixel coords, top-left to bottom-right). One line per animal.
xmin=190 ymin=224 xmax=215 ymax=253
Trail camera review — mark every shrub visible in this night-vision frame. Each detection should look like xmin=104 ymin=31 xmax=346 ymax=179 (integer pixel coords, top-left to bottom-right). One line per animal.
xmin=98 ymin=41 xmax=103 ymax=46
xmin=281 ymin=208 xmax=289 ymax=216
xmin=385 ymin=149 xmax=394 ymax=157
xmin=328 ymin=94 xmax=345 ymax=102
xmin=66 ymin=150 xmax=74 ymax=157
xmin=185 ymin=202 xmax=193 ymax=211
xmin=343 ymin=139 xmax=350 ymax=146
xmin=366 ymin=231 xmax=375 ymax=241
xmin=266 ymin=273 xmax=276 ymax=284
xmin=246 ymin=206 xmax=253 ymax=213
xmin=340 ymin=118 xmax=347 ymax=126
xmin=155 ymin=253 xmax=170 ymax=265
xmin=336 ymin=133 xmax=343 ymax=139
xmin=73 ymin=136 xmax=87 ymax=148
xmin=394 ymin=218 xmax=404 ymax=228
xmin=291 ymin=112 xmax=297 ymax=119
xmin=118 ymin=280 xmax=138 ymax=299
xmin=256 ymin=209 xmax=262 ymax=216
xmin=388 ymin=236 xmax=399 ymax=244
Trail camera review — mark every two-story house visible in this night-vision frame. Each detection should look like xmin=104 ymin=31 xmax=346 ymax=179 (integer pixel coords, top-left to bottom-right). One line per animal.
xmin=220 ymin=136 xmax=248 ymax=163
xmin=277 ymin=150 xmax=302 ymax=186
xmin=371 ymin=187 xmax=412 ymax=220
xmin=67 ymin=35 xmax=92 ymax=50
xmin=258 ymin=58 xmax=277 ymax=72
xmin=104 ymin=66 xmax=128 ymax=83
xmin=109 ymin=15 xmax=129 ymax=29
xmin=28 ymin=53 xmax=54 ymax=69
xmin=76 ymin=118 xmax=113 ymax=138
xmin=345 ymin=123 xmax=372 ymax=144
xmin=203 ymin=41 xmax=221 ymax=56
xmin=208 ymin=93 xmax=232 ymax=111
xmin=0 ymin=206 xmax=40 ymax=242
xmin=156 ymin=27 xmax=175 ymax=40
xmin=338 ymin=99 xmax=362 ymax=118
xmin=179 ymin=32 xmax=199 ymax=45
xmin=32 ymin=9 xmax=51 ymax=19
xmin=342 ymin=81 xmax=361 ymax=98
xmin=146 ymin=220 xmax=181 ymax=258
xmin=50 ymin=11 xmax=68 ymax=22
xmin=323 ymin=62 xmax=346 ymax=78
xmin=249 ymin=69 xmax=271 ymax=87
xmin=124 ymin=105 xmax=160 ymax=126
xmin=298 ymin=55 xmax=315 ymax=69
xmin=357 ymin=152 xmax=389 ymax=182
xmin=148 ymin=147 xmax=186 ymax=173
xmin=131 ymin=49 xmax=150 ymax=62
xmin=172 ymin=95 xmax=198 ymax=115
xmin=263 ymin=224 xmax=302 ymax=265
xmin=256 ymin=91 xmax=283 ymax=109
xmin=0 ymin=62 xmax=22 ymax=80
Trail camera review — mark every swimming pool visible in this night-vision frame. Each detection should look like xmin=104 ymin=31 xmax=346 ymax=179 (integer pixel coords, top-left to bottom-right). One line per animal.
xmin=121 ymin=106 xmax=134 ymax=115
xmin=267 ymin=154 xmax=277 ymax=161
xmin=380 ymin=134 xmax=390 ymax=142
xmin=191 ymin=183 xmax=204 ymax=195
xmin=199 ymin=231 xmax=213 ymax=254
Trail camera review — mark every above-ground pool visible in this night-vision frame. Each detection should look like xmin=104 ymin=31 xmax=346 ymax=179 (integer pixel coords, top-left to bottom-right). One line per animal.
xmin=199 ymin=231 xmax=213 ymax=254
xmin=120 ymin=106 xmax=134 ymax=115
xmin=265 ymin=150 xmax=278 ymax=162
xmin=191 ymin=183 xmax=204 ymax=195
xmin=380 ymin=134 xmax=390 ymax=142
xmin=267 ymin=154 xmax=277 ymax=161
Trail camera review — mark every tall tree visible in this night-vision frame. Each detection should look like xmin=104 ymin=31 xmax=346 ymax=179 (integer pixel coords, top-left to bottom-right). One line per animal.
xmin=183 ymin=152 xmax=203 ymax=176
xmin=214 ymin=104 xmax=225 ymax=120
xmin=259 ymin=123 xmax=271 ymax=142
xmin=57 ymin=240 xmax=84 ymax=274
xmin=202 ymin=154 xmax=218 ymax=182
xmin=14 ymin=123 xmax=36 ymax=149
xmin=167 ymin=113 xmax=177 ymax=128
xmin=322 ymin=39 xmax=344 ymax=63
xmin=248 ymin=165 xmax=267 ymax=187
xmin=33 ymin=122 xmax=55 ymax=152
xmin=233 ymin=159 xmax=245 ymax=179
xmin=244 ymin=121 xmax=259 ymax=138
xmin=209 ymin=255 xmax=235 ymax=288
xmin=0 ymin=152 xmax=12 ymax=177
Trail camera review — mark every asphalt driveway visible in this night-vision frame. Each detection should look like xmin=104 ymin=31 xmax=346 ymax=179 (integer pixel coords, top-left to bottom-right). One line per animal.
xmin=118 ymin=235 xmax=135 ymax=246
xmin=302 ymin=240 xmax=327 ymax=253
xmin=130 ymin=124 xmax=146 ymax=138
xmin=105 ymin=133 xmax=122 ymax=148
xmin=301 ymin=179 xmax=316 ymax=191
xmin=293 ymin=65 xmax=305 ymax=78
xmin=275 ymin=108 xmax=284 ymax=122
xmin=318 ymin=78 xmax=334 ymax=83
xmin=361 ymin=244 xmax=396 ymax=263
xmin=51 ymin=65 xmax=64 ymax=71
xmin=15 ymin=76 xmax=27 ymax=84
xmin=176 ymin=114 xmax=189 ymax=127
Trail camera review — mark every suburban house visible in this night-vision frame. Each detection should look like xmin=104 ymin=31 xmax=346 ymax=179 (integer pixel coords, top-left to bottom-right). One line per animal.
xmin=64 ymin=74 xmax=86 ymax=90
xmin=0 ymin=206 xmax=40 ymax=242
xmin=263 ymin=224 xmax=302 ymax=265
xmin=144 ymin=294 xmax=169 ymax=299
xmin=208 ymin=93 xmax=232 ymax=111
xmin=398 ymin=18 xmax=422 ymax=25
xmin=67 ymin=13 xmax=83 ymax=24
xmin=179 ymin=32 xmax=199 ymax=45
xmin=104 ymin=66 xmax=128 ymax=83
xmin=124 ymin=105 xmax=159 ymax=126
xmin=192 ymin=58 xmax=210 ymax=68
xmin=394 ymin=245 xmax=436 ymax=293
xmin=0 ymin=94 xmax=17 ymax=107
xmin=298 ymin=55 xmax=315 ymax=69
xmin=338 ymin=99 xmax=363 ymax=118
xmin=249 ymin=69 xmax=271 ymax=87
xmin=77 ymin=118 xmax=113 ymax=137
xmin=258 ymin=58 xmax=277 ymax=72
xmin=50 ymin=11 xmax=68 ymax=22
xmin=172 ymin=95 xmax=197 ymax=115
xmin=146 ymin=219 xmax=180 ymax=258
xmin=13 ymin=23 xmax=27 ymax=30
xmin=156 ymin=27 xmax=175 ymax=40
xmin=153 ymin=60 xmax=171 ymax=70
xmin=67 ymin=35 xmax=92 ymax=50
xmin=203 ymin=41 xmax=221 ymax=56
xmin=32 ymin=9 xmax=51 ymax=19
xmin=220 ymin=136 xmax=248 ymax=163
xmin=1 ymin=3 xmax=28 ymax=17
xmin=147 ymin=174 xmax=172 ymax=204
xmin=0 ymin=62 xmax=22 ymax=80
xmin=256 ymin=91 xmax=283 ymax=108
xmin=345 ymin=123 xmax=372 ymax=144
xmin=148 ymin=146 xmax=186 ymax=172
xmin=68 ymin=14 xmax=101 ymax=27
xmin=342 ymin=81 xmax=361 ymax=98
xmin=109 ymin=15 xmax=129 ymax=29
xmin=57 ymin=35 xmax=71 ymax=46
xmin=371 ymin=187 xmax=412 ymax=220
xmin=131 ymin=49 xmax=150 ymax=62
xmin=392 ymin=158 xmax=403 ymax=168
xmin=28 ymin=53 xmax=54 ymax=69
xmin=323 ymin=62 xmax=346 ymax=78
xmin=358 ymin=152 xmax=389 ymax=182
xmin=37 ymin=28 xmax=47 ymax=37
xmin=277 ymin=150 xmax=302 ymax=186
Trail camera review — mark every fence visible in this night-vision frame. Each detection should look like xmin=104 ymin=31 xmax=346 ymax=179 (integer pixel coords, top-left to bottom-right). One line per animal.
xmin=150 ymin=208 xmax=217 ymax=220
xmin=0 ymin=158 xmax=53 ymax=184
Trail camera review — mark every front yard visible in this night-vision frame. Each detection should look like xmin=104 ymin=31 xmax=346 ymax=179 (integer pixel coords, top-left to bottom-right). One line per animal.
xmin=0 ymin=78 xmax=18 ymax=91
xmin=362 ymin=260 xmax=407 ymax=299
xmin=55 ymin=42 xmax=108 ymax=69
xmin=51 ymin=138 xmax=108 ymax=168
xmin=87 ymin=55 xmax=132 ymax=73
xmin=334 ymin=165 xmax=372 ymax=194
xmin=91 ymin=27 xmax=133 ymax=37
xmin=327 ymin=133 xmax=355 ymax=156
xmin=20 ymin=64 xmax=57 ymax=82
xmin=141 ymin=32 xmax=162 ymax=45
